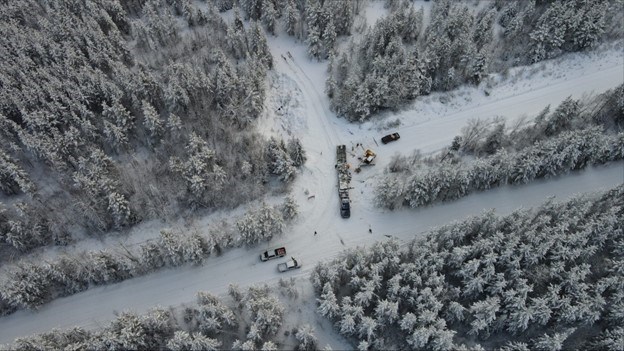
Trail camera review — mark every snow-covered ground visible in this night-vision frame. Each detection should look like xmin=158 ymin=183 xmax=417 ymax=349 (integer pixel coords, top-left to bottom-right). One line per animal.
xmin=0 ymin=161 xmax=621 ymax=344
xmin=1 ymin=16 xmax=623 ymax=347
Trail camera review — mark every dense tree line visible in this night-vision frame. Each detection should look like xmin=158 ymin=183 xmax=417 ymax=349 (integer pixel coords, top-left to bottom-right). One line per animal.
xmin=326 ymin=4 xmax=431 ymax=121
xmin=376 ymin=88 xmax=624 ymax=209
xmin=0 ymin=0 xmax=304 ymax=255
xmin=327 ymin=0 xmax=622 ymax=121
xmin=312 ymin=185 xmax=624 ymax=350
xmin=9 ymin=286 xmax=309 ymax=350
xmin=0 ymin=198 xmax=297 ymax=315
xmin=496 ymin=0 xmax=620 ymax=65
xmin=215 ymin=0 xmax=360 ymax=59
xmin=376 ymin=127 xmax=622 ymax=209
xmin=454 ymin=85 xmax=624 ymax=157
xmin=212 ymin=0 xmax=623 ymax=123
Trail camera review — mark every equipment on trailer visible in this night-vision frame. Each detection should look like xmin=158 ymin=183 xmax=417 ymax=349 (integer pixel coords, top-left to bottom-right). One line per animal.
xmin=336 ymin=145 xmax=352 ymax=218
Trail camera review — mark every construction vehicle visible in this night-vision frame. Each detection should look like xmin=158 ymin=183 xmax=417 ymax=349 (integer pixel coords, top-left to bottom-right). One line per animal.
xmin=336 ymin=145 xmax=351 ymax=218
xmin=355 ymin=149 xmax=376 ymax=173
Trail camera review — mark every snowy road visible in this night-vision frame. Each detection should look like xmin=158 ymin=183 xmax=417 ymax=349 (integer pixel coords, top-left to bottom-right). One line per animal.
xmin=1 ymin=41 xmax=623 ymax=344
xmin=0 ymin=162 xmax=622 ymax=343
xmin=388 ymin=63 xmax=624 ymax=156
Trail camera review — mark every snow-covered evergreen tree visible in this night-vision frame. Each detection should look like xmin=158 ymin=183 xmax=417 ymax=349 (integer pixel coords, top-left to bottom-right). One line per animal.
xmin=294 ymin=324 xmax=317 ymax=351
xmin=317 ymin=282 xmax=340 ymax=319
xmin=141 ymin=100 xmax=163 ymax=141
xmin=0 ymin=151 xmax=36 ymax=195
xmin=283 ymin=0 xmax=299 ymax=37
xmin=237 ymin=202 xmax=284 ymax=246
xmin=280 ymin=195 xmax=298 ymax=222
xmin=243 ymin=285 xmax=285 ymax=338
xmin=260 ymin=340 xmax=278 ymax=351
xmin=261 ymin=1 xmax=277 ymax=35
xmin=287 ymin=138 xmax=306 ymax=167
xmin=306 ymin=25 xmax=323 ymax=60
xmin=533 ymin=328 xmax=576 ymax=351
xmin=169 ymin=132 xmax=227 ymax=203
xmin=167 ymin=330 xmax=222 ymax=351
xmin=267 ymin=137 xmax=297 ymax=182
xmin=107 ymin=192 xmax=132 ymax=229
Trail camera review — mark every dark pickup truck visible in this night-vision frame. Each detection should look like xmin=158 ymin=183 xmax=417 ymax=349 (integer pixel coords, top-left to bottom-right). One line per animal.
xmin=260 ymin=247 xmax=287 ymax=261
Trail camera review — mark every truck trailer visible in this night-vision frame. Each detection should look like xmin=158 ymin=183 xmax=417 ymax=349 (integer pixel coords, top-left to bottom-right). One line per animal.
xmin=336 ymin=145 xmax=351 ymax=218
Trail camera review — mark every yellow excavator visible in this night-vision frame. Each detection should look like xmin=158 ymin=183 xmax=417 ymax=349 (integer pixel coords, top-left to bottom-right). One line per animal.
xmin=355 ymin=149 xmax=376 ymax=173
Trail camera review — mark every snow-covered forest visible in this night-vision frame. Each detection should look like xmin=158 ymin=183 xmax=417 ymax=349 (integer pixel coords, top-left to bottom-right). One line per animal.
xmin=313 ymin=186 xmax=624 ymax=350
xmin=11 ymin=286 xmax=311 ymax=350
xmin=375 ymin=86 xmax=624 ymax=209
xmin=326 ymin=0 xmax=623 ymax=121
xmin=0 ymin=198 xmax=296 ymax=315
xmin=1 ymin=0 xmax=623 ymax=349
xmin=8 ymin=185 xmax=624 ymax=350
xmin=0 ymin=0 xmax=303 ymax=255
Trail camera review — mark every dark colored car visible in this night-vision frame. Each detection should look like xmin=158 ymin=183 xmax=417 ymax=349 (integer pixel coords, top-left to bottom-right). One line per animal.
xmin=381 ymin=132 xmax=400 ymax=144
xmin=340 ymin=198 xmax=351 ymax=218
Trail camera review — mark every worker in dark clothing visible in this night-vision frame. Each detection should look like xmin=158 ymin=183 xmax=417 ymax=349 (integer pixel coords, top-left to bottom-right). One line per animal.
xmin=314 ymin=231 xmax=317 ymax=236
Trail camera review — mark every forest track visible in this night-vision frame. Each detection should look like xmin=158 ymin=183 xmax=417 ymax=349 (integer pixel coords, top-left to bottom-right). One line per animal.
xmin=275 ymin=51 xmax=346 ymax=240
xmin=282 ymin=55 xmax=341 ymax=147
xmin=288 ymin=56 xmax=341 ymax=143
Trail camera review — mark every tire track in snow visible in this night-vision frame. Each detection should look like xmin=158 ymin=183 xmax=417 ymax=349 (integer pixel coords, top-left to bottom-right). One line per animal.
xmin=275 ymin=55 xmax=345 ymax=241
xmin=290 ymin=61 xmax=340 ymax=141
xmin=283 ymin=56 xmax=341 ymax=146
xmin=377 ymin=63 xmax=624 ymax=163
xmin=1 ymin=162 xmax=622 ymax=345
xmin=281 ymin=55 xmax=360 ymax=246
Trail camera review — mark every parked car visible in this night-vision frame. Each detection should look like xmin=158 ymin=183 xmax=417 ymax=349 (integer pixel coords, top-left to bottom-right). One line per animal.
xmin=260 ymin=247 xmax=287 ymax=261
xmin=277 ymin=257 xmax=301 ymax=272
xmin=381 ymin=132 xmax=400 ymax=144
xmin=340 ymin=197 xmax=350 ymax=218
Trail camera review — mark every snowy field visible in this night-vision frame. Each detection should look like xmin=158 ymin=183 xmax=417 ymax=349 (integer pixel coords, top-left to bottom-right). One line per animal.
xmin=1 ymin=7 xmax=623 ymax=347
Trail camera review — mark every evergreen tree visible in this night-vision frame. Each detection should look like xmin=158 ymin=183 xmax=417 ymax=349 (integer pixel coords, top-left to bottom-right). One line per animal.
xmin=261 ymin=1 xmax=278 ymax=35
xmin=533 ymin=328 xmax=576 ymax=351
xmin=306 ymin=25 xmax=322 ymax=60
xmin=281 ymin=195 xmax=298 ymax=221
xmin=322 ymin=18 xmax=337 ymax=58
xmin=287 ymin=138 xmax=306 ymax=167
xmin=107 ymin=192 xmax=132 ymax=229
xmin=295 ymin=324 xmax=318 ymax=351
xmin=0 ymin=151 xmax=35 ymax=195
xmin=167 ymin=331 xmax=222 ymax=351
xmin=317 ymin=282 xmax=340 ymax=319
xmin=141 ymin=100 xmax=163 ymax=141
xmin=248 ymin=22 xmax=273 ymax=69
xmin=284 ymin=0 xmax=299 ymax=37
xmin=169 ymin=133 xmax=227 ymax=203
